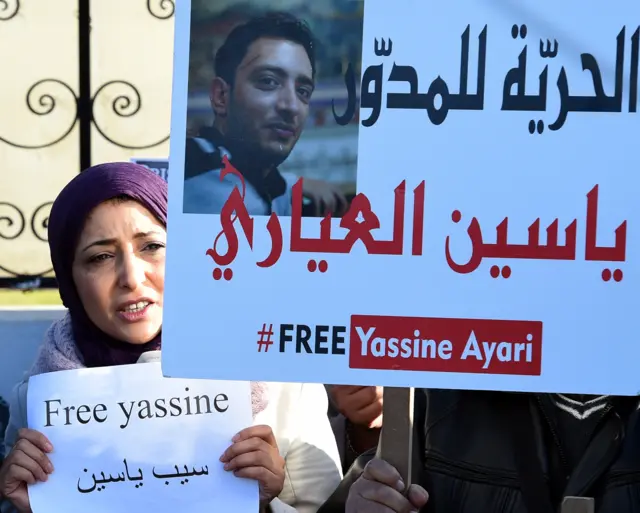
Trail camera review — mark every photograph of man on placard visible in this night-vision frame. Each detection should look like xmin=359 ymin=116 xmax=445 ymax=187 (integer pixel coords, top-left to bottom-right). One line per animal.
xmin=182 ymin=1 xmax=363 ymax=218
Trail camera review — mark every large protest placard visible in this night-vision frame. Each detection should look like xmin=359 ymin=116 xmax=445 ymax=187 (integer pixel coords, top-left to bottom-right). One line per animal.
xmin=162 ymin=0 xmax=639 ymax=395
xmin=26 ymin=363 xmax=256 ymax=512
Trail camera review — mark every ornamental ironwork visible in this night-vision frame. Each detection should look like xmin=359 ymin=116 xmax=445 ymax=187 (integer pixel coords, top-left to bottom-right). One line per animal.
xmin=0 ymin=0 xmax=174 ymax=289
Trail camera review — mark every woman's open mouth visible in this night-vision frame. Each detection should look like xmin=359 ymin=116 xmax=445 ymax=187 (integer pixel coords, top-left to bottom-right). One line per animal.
xmin=117 ymin=301 xmax=153 ymax=322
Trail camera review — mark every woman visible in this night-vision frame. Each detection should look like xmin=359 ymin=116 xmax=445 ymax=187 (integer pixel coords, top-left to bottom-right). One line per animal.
xmin=0 ymin=163 xmax=342 ymax=513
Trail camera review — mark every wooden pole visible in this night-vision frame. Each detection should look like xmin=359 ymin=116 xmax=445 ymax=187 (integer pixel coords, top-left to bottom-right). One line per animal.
xmin=378 ymin=387 xmax=415 ymax=488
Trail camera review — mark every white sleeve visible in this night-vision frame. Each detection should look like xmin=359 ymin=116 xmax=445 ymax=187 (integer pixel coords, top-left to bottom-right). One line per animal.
xmin=271 ymin=383 xmax=343 ymax=513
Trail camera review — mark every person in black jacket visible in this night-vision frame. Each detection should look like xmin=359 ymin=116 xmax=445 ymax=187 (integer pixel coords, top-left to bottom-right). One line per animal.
xmin=319 ymin=389 xmax=640 ymax=513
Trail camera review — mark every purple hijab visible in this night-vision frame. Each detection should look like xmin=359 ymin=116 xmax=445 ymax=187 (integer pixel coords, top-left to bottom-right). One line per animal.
xmin=47 ymin=162 xmax=168 ymax=368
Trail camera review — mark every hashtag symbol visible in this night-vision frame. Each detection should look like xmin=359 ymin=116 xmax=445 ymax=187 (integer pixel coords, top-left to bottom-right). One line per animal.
xmin=256 ymin=323 xmax=274 ymax=353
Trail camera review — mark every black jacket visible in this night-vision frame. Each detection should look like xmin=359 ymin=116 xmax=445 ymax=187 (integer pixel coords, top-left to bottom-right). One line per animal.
xmin=318 ymin=389 xmax=640 ymax=513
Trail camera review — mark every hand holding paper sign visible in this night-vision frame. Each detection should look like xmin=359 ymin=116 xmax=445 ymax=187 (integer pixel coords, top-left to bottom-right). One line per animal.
xmin=220 ymin=425 xmax=285 ymax=510
xmin=0 ymin=428 xmax=54 ymax=513
xmin=22 ymin=364 xmax=257 ymax=513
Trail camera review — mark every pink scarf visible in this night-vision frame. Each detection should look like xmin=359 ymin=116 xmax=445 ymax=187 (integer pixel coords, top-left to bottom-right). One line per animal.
xmin=29 ymin=313 xmax=269 ymax=418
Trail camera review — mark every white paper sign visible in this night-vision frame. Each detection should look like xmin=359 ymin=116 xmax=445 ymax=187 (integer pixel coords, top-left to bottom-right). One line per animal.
xmin=161 ymin=0 xmax=640 ymax=395
xmin=26 ymin=363 xmax=257 ymax=513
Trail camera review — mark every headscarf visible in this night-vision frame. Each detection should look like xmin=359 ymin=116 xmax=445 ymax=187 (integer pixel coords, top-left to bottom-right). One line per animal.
xmin=47 ymin=162 xmax=168 ymax=367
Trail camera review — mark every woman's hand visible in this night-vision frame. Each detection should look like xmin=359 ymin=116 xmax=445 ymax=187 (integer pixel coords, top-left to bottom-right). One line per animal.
xmin=346 ymin=458 xmax=429 ymax=513
xmin=220 ymin=425 xmax=285 ymax=510
xmin=0 ymin=428 xmax=54 ymax=513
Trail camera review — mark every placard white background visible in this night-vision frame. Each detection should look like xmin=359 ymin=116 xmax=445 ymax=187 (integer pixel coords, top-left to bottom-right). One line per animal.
xmin=162 ymin=0 xmax=640 ymax=395
xmin=27 ymin=363 xmax=256 ymax=513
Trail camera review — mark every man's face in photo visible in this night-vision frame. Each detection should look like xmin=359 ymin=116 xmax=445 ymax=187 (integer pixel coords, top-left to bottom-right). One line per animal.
xmin=225 ymin=37 xmax=314 ymax=167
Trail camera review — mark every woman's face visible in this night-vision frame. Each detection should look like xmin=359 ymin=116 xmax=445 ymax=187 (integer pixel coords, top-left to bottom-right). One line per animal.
xmin=72 ymin=199 xmax=166 ymax=344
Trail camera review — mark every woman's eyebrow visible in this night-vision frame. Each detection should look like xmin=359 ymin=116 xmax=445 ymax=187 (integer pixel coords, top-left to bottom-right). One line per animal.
xmin=81 ymin=231 xmax=163 ymax=253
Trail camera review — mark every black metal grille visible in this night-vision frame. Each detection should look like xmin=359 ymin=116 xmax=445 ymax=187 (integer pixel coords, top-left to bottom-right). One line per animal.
xmin=0 ymin=0 xmax=174 ymax=288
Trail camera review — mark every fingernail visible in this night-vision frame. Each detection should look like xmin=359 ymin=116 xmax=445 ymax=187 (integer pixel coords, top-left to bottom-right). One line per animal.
xmin=223 ymin=463 xmax=230 ymax=470
xmin=232 ymin=434 xmax=240 ymax=442
xmin=44 ymin=443 xmax=53 ymax=452
xmin=219 ymin=454 xmax=225 ymax=462
xmin=46 ymin=462 xmax=54 ymax=473
xmin=395 ymin=479 xmax=405 ymax=492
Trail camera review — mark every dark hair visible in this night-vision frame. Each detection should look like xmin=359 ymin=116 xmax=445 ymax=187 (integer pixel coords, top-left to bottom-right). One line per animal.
xmin=214 ymin=11 xmax=316 ymax=86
